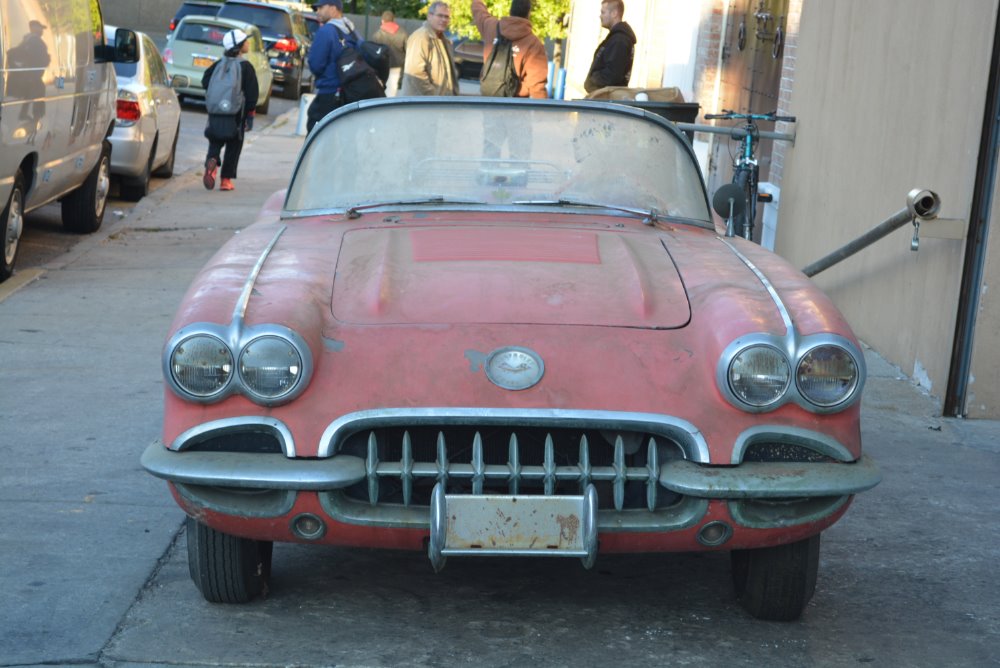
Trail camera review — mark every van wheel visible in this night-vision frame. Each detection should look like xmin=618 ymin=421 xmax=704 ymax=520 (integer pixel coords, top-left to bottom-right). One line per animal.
xmin=152 ymin=125 xmax=179 ymax=178
xmin=1 ymin=171 xmax=25 ymax=283
xmin=731 ymin=533 xmax=820 ymax=621
xmin=62 ymin=141 xmax=111 ymax=234
xmin=120 ymin=143 xmax=154 ymax=201
xmin=186 ymin=517 xmax=272 ymax=603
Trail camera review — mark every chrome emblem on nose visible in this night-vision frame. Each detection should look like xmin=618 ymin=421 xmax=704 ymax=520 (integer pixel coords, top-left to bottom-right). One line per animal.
xmin=485 ymin=347 xmax=544 ymax=390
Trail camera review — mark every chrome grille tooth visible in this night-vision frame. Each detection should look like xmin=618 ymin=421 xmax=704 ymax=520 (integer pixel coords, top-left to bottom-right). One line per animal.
xmin=436 ymin=432 xmax=448 ymax=487
xmin=366 ymin=431 xmax=379 ymax=506
xmin=578 ymin=434 xmax=592 ymax=493
xmin=544 ymin=433 xmax=556 ymax=495
xmin=508 ymin=432 xmax=521 ymax=495
xmin=401 ymin=430 xmax=413 ymax=507
xmin=472 ymin=432 xmax=485 ymax=495
xmin=646 ymin=437 xmax=659 ymax=512
xmin=613 ymin=434 xmax=625 ymax=511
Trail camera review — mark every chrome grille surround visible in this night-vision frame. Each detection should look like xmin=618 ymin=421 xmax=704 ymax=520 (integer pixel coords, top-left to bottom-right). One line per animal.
xmin=317 ymin=408 xmax=711 ymax=530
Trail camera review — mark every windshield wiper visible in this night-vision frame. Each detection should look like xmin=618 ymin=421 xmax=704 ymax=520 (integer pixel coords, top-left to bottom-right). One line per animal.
xmin=346 ymin=197 xmax=486 ymax=219
xmin=511 ymin=199 xmax=661 ymax=225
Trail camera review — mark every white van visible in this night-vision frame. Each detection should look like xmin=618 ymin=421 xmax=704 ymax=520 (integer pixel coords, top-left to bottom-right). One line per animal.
xmin=0 ymin=0 xmax=138 ymax=282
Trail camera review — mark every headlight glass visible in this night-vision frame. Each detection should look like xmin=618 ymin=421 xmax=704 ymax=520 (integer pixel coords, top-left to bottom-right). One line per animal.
xmin=729 ymin=345 xmax=790 ymax=407
xmin=170 ymin=335 xmax=233 ymax=397
xmin=797 ymin=345 xmax=859 ymax=407
xmin=239 ymin=336 xmax=303 ymax=400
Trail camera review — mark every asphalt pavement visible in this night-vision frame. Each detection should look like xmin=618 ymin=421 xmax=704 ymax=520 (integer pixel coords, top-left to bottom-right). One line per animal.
xmin=0 ymin=104 xmax=998 ymax=667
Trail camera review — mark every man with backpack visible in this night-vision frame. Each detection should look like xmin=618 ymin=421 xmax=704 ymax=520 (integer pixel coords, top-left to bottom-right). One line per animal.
xmin=306 ymin=0 xmax=385 ymax=132
xmin=473 ymin=0 xmax=547 ymax=99
xmin=202 ymin=29 xmax=259 ymax=192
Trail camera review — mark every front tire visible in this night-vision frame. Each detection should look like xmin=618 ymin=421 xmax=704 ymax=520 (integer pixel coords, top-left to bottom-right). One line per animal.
xmin=281 ymin=72 xmax=301 ymax=99
xmin=62 ymin=140 xmax=111 ymax=234
xmin=1 ymin=170 xmax=25 ymax=282
xmin=186 ymin=517 xmax=272 ymax=603
xmin=731 ymin=533 xmax=820 ymax=621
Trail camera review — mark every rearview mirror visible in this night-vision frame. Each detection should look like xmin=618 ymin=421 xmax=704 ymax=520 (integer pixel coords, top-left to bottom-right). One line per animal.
xmin=171 ymin=74 xmax=191 ymax=89
xmin=712 ymin=184 xmax=746 ymax=237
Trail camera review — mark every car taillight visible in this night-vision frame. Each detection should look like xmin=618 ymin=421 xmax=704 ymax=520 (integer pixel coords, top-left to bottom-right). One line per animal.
xmin=116 ymin=91 xmax=141 ymax=126
xmin=169 ymin=18 xmax=177 ymax=31
xmin=163 ymin=48 xmax=173 ymax=64
xmin=273 ymin=38 xmax=298 ymax=52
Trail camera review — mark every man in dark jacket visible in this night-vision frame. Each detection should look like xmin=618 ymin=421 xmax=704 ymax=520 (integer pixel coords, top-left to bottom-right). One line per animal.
xmin=584 ymin=0 xmax=636 ymax=94
xmin=201 ymin=29 xmax=259 ymax=192
xmin=306 ymin=0 xmax=364 ymax=130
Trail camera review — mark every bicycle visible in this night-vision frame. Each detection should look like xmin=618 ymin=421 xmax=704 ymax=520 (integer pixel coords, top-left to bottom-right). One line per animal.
xmin=703 ymin=109 xmax=796 ymax=241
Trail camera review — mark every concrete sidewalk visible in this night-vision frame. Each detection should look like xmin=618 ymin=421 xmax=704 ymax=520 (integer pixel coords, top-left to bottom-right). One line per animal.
xmin=0 ymin=109 xmax=305 ymax=665
xmin=0 ymin=105 xmax=998 ymax=666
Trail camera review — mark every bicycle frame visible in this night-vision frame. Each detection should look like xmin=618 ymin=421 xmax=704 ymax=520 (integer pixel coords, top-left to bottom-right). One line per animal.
xmin=704 ymin=110 xmax=796 ymax=242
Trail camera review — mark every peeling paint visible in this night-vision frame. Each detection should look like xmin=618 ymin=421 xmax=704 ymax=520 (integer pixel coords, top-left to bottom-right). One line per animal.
xmin=464 ymin=350 xmax=487 ymax=372
xmin=912 ymin=359 xmax=932 ymax=393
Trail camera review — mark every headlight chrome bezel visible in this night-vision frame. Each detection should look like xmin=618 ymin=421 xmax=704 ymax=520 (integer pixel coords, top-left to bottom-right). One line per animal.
xmin=164 ymin=322 xmax=313 ymax=406
xmin=717 ymin=333 xmax=865 ymax=414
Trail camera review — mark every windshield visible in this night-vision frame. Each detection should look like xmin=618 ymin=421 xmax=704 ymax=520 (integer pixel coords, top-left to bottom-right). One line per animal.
xmin=176 ymin=21 xmax=228 ymax=45
xmin=217 ymin=5 xmax=291 ymax=38
xmin=285 ymin=101 xmax=711 ymax=223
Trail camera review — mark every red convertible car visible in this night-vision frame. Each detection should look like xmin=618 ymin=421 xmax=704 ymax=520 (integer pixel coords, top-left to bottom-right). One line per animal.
xmin=142 ymin=98 xmax=880 ymax=620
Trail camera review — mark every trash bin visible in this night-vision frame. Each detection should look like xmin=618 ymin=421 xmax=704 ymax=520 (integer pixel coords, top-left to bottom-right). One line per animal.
xmin=612 ymin=100 xmax=701 ymax=143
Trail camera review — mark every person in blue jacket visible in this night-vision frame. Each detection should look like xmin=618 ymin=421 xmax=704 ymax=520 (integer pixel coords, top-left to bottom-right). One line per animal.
xmin=306 ymin=0 xmax=363 ymax=131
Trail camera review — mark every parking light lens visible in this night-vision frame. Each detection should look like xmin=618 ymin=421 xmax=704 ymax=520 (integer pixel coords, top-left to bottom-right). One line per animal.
xmin=239 ymin=336 xmax=303 ymax=400
xmin=797 ymin=345 xmax=859 ymax=407
xmin=170 ymin=335 xmax=233 ymax=397
xmin=729 ymin=345 xmax=790 ymax=407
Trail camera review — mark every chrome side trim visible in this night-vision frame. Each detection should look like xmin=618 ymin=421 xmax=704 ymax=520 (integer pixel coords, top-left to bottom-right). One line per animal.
xmin=169 ymin=417 xmax=296 ymax=456
xmin=731 ymin=426 xmax=856 ymax=464
xmin=660 ymin=454 xmax=881 ymax=499
xmin=142 ymin=442 xmax=366 ymax=489
xmin=719 ymin=238 xmax=794 ymax=335
xmin=317 ymin=408 xmax=709 ymax=462
xmin=233 ymin=225 xmax=287 ymax=327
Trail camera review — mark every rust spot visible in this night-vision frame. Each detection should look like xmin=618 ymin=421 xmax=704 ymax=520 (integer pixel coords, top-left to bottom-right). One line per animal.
xmin=556 ymin=514 xmax=580 ymax=544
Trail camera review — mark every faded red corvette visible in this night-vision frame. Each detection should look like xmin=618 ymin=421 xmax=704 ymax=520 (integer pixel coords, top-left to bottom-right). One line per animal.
xmin=143 ymin=98 xmax=880 ymax=620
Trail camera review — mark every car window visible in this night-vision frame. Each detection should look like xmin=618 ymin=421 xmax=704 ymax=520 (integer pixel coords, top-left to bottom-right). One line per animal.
xmin=218 ymin=5 xmax=292 ymax=39
xmin=286 ymin=103 xmax=712 ymax=223
xmin=113 ymin=59 xmax=139 ymax=78
xmin=176 ymin=21 xmax=229 ymax=46
xmin=145 ymin=38 xmax=170 ymax=85
xmin=176 ymin=3 xmax=220 ymax=21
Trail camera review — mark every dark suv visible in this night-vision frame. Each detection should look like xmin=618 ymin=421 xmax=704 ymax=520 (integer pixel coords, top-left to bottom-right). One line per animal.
xmin=168 ymin=1 xmax=221 ymax=33
xmin=217 ymin=0 xmax=312 ymax=98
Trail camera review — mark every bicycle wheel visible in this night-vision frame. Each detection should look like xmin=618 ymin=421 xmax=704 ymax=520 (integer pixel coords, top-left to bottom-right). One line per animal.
xmin=732 ymin=168 xmax=752 ymax=239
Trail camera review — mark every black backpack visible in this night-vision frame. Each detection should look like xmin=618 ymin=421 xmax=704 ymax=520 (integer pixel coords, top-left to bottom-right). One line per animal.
xmin=333 ymin=26 xmax=387 ymax=102
xmin=479 ymin=27 xmax=518 ymax=97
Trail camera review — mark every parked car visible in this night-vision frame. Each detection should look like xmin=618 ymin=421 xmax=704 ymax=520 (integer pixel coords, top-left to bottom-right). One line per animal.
xmin=452 ymin=37 xmax=484 ymax=80
xmin=168 ymin=0 xmax=221 ymax=33
xmin=216 ymin=0 xmax=312 ymax=99
xmin=164 ymin=15 xmax=273 ymax=114
xmin=303 ymin=11 xmax=321 ymax=41
xmin=0 ymin=0 xmax=138 ymax=282
xmin=105 ymin=27 xmax=182 ymax=201
xmin=142 ymin=98 xmax=881 ymax=621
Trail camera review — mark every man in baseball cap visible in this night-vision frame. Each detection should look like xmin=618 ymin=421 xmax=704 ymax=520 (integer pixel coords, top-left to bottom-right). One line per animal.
xmin=222 ymin=28 xmax=248 ymax=53
xmin=311 ymin=0 xmax=343 ymax=11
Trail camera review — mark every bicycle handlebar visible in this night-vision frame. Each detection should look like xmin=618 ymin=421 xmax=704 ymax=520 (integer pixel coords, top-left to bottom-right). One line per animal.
xmin=704 ymin=110 xmax=797 ymax=123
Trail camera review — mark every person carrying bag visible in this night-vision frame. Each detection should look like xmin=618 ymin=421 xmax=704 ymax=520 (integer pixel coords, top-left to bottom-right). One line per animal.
xmin=202 ymin=29 xmax=259 ymax=191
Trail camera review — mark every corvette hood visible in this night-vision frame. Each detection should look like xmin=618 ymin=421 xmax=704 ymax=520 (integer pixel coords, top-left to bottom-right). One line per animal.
xmin=331 ymin=226 xmax=691 ymax=328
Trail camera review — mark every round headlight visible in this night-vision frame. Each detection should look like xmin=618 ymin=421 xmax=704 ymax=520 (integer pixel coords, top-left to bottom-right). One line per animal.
xmin=170 ymin=335 xmax=233 ymax=397
xmin=797 ymin=345 xmax=859 ymax=407
xmin=239 ymin=336 xmax=303 ymax=400
xmin=729 ymin=345 xmax=790 ymax=407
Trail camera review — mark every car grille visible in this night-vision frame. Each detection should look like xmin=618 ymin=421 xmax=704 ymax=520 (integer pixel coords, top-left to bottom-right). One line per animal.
xmin=336 ymin=425 xmax=687 ymax=512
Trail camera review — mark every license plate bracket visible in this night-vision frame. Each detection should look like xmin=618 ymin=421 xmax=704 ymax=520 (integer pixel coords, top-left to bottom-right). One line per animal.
xmin=428 ymin=483 xmax=598 ymax=572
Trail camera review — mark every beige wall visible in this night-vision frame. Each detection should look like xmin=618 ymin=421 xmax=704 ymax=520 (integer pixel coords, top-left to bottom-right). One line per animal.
xmin=774 ymin=0 xmax=997 ymax=410
xmin=967 ymin=156 xmax=1000 ymax=416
